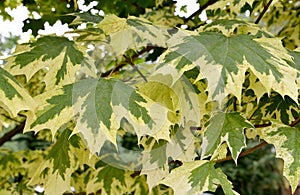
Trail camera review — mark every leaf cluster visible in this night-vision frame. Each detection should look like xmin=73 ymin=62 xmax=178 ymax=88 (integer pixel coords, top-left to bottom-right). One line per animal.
xmin=0 ymin=0 xmax=299 ymax=194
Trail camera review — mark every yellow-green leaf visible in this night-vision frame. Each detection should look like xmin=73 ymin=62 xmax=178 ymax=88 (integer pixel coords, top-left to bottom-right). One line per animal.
xmin=0 ymin=67 xmax=36 ymax=117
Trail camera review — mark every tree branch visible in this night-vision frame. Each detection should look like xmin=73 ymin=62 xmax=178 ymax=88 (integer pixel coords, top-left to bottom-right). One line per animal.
xmin=190 ymin=123 xmax=272 ymax=131
xmin=123 ymin=54 xmax=148 ymax=82
xmin=100 ymin=46 xmax=155 ymax=77
xmin=0 ymin=122 xmax=25 ymax=147
xmin=255 ymin=0 xmax=273 ymax=24
xmin=63 ymin=189 xmax=101 ymax=195
xmin=182 ymin=0 xmax=219 ymax=24
xmin=215 ymin=141 xmax=268 ymax=163
xmin=289 ymin=116 xmax=300 ymax=127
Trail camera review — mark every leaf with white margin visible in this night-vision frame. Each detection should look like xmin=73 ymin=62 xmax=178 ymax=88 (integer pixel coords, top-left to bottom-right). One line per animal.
xmin=201 ymin=112 xmax=253 ymax=164
xmin=261 ymin=122 xmax=300 ymax=193
xmin=161 ymin=31 xmax=297 ymax=102
xmin=159 ymin=161 xmax=239 ymax=195
xmin=98 ymin=14 xmax=169 ymax=55
xmin=24 ymin=78 xmax=154 ymax=154
xmin=0 ymin=67 xmax=36 ymax=117
xmin=140 ymin=123 xmax=197 ymax=190
xmin=139 ymin=139 xmax=166 ymax=181
xmin=5 ymin=36 xmax=95 ymax=90
xmin=27 ymin=157 xmax=72 ymax=195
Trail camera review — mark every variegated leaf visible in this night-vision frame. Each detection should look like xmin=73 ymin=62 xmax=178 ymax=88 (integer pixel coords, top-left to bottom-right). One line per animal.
xmin=0 ymin=67 xmax=36 ymax=117
xmin=160 ymin=161 xmax=239 ymax=195
xmin=201 ymin=112 xmax=253 ymax=163
xmin=98 ymin=14 xmax=169 ymax=55
xmin=5 ymin=36 xmax=95 ymax=90
xmin=261 ymin=122 xmax=300 ymax=193
xmin=24 ymin=78 xmax=156 ymax=154
xmin=160 ymin=31 xmax=297 ymax=102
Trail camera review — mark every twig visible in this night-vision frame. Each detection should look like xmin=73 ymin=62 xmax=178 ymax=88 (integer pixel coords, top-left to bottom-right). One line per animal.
xmin=100 ymin=46 xmax=155 ymax=77
xmin=123 ymin=54 xmax=148 ymax=82
xmin=182 ymin=0 xmax=219 ymax=24
xmin=0 ymin=122 xmax=25 ymax=147
xmin=255 ymin=0 xmax=273 ymax=24
xmin=131 ymin=65 xmax=148 ymax=82
xmin=63 ymin=190 xmax=101 ymax=195
xmin=215 ymin=141 xmax=268 ymax=163
xmin=190 ymin=123 xmax=271 ymax=131
xmin=215 ymin=115 xmax=300 ymax=163
xmin=289 ymin=116 xmax=300 ymax=127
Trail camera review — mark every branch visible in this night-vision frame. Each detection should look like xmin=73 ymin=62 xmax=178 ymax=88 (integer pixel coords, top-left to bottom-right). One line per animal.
xmin=255 ymin=0 xmax=273 ymax=24
xmin=215 ymin=141 xmax=268 ymax=163
xmin=183 ymin=0 xmax=219 ymax=24
xmin=123 ymin=55 xmax=148 ymax=82
xmin=190 ymin=123 xmax=271 ymax=131
xmin=289 ymin=116 xmax=300 ymax=127
xmin=63 ymin=189 xmax=101 ymax=195
xmin=100 ymin=46 xmax=155 ymax=77
xmin=0 ymin=122 xmax=24 ymax=147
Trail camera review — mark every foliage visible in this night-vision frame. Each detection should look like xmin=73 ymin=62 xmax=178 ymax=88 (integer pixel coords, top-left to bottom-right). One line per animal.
xmin=0 ymin=0 xmax=299 ymax=194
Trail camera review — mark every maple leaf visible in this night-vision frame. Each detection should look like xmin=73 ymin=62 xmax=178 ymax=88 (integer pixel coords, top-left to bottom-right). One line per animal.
xmin=97 ymin=14 xmax=169 ymax=55
xmin=0 ymin=67 xmax=36 ymax=117
xmin=28 ymin=160 xmax=72 ymax=195
xmin=261 ymin=123 xmax=300 ymax=193
xmin=4 ymin=36 xmax=95 ymax=90
xmin=160 ymin=161 xmax=239 ymax=195
xmin=24 ymin=78 xmax=162 ymax=154
xmin=201 ymin=112 xmax=253 ymax=163
xmin=46 ymin=129 xmax=76 ymax=180
xmin=95 ymin=164 xmax=127 ymax=194
xmin=161 ymin=31 xmax=297 ymax=102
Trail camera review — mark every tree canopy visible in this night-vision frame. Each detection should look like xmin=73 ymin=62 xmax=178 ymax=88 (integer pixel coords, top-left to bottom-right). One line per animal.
xmin=0 ymin=0 xmax=299 ymax=194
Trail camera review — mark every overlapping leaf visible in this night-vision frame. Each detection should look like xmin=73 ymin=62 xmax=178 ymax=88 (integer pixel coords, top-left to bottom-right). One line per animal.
xmin=0 ymin=67 xmax=36 ymax=117
xmin=159 ymin=161 xmax=239 ymax=195
xmin=137 ymin=75 xmax=201 ymax=189
xmin=261 ymin=123 xmax=300 ymax=193
xmin=201 ymin=112 xmax=253 ymax=163
xmin=23 ymin=78 xmax=184 ymax=154
xmin=4 ymin=36 xmax=95 ymax=90
xmin=161 ymin=31 xmax=297 ymax=102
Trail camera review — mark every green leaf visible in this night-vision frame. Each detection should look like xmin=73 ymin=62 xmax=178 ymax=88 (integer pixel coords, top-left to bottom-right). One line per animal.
xmin=69 ymin=12 xmax=103 ymax=26
xmin=47 ymin=129 xmax=74 ymax=180
xmin=95 ymin=164 xmax=126 ymax=194
xmin=261 ymin=123 xmax=300 ymax=193
xmin=5 ymin=36 xmax=93 ymax=90
xmin=201 ymin=112 xmax=253 ymax=163
xmin=0 ymin=67 xmax=36 ymax=117
xmin=160 ymin=161 xmax=239 ymax=195
xmin=162 ymin=31 xmax=297 ymax=102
